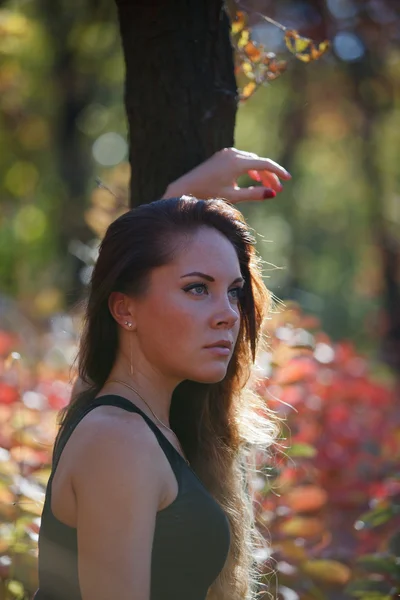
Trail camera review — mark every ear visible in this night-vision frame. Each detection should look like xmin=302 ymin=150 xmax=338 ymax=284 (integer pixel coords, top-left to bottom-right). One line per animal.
xmin=108 ymin=291 xmax=137 ymax=330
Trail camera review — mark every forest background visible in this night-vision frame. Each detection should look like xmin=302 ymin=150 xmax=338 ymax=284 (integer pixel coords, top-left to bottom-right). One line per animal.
xmin=0 ymin=1 xmax=399 ymax=599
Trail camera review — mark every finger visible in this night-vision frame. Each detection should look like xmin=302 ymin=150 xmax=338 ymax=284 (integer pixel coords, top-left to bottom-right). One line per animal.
xmin=244 ymin=157 xmax=292 ymax=180
xmin=223 ymin=186 xmax=276 ymax=204
xmin=248 ymin=169 xmax=262 ymax=183
xmin=259 ymin=171 xmax=283 ymax=192
xmin=249 ymin=170 xmax=283 ymax=191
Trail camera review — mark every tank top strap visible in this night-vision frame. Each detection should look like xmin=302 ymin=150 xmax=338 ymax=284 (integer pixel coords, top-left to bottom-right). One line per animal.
xmin=52 ymin=394 xmax=182 ymax=481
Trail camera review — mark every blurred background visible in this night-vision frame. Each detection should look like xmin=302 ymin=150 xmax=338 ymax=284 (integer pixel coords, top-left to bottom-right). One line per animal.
xmin=0 ymin=0 xmax=399 ymax=360
xmin=0 ymin=1 xmax=399 ymax=599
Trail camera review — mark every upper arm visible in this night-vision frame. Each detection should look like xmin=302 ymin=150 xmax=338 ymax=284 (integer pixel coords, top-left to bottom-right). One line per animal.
xmin=72 ymin=415 xmax=163 ymax=600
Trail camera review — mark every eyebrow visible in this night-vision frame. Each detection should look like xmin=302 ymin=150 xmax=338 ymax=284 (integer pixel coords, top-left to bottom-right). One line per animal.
xmin=180 ymin=271 xmax=244 ymax=285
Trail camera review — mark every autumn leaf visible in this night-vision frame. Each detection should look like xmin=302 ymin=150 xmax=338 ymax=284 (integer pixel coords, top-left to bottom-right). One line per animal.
xmin=274 ymin=357 xmax=318 ymax=385
xmin=265 ymin=55 xmax=287 ymax=75
xmin=0 ymin=382 xmax=19 ymax=404
xmin=285 ymin=485 xmax=328 ymax=513
xmin=277 ymin=540 xmax=308 ymax=562
xmin=231 ymin=10 xmax=246 ymax=35
xmin=284 ymin=29 xmax=330 ymax=63
xmin=302 ymin=559 xmax=351 ymax=585
xmin=280 ymin=516 xmax=325 ymax=538
xmin=241 ymin=81 xmax=257 ymax=100
xmin=244 ymin=41 xmax=262 ymax=62
xmin=287 ymin=443 xmax=317 ymax=459
xmin=0 ymin=331 xmax=17 ymax=356
xmin=242 ymin=61 xmax=255 ymax=79
xmin=237 ymin=28 xmax=250 ymax=49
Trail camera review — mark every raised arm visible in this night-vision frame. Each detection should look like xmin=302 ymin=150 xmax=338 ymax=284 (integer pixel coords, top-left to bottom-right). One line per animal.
xmin=163 ymin=147 xmax=291 ymax=204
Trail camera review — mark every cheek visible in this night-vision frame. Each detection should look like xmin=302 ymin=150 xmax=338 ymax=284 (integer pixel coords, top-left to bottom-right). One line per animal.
xmin=138 ymin=294 xmax=199 ymax=347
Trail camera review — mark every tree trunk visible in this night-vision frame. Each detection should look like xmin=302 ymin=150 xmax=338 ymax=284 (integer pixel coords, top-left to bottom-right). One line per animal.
xmin=114 ymin=0 xmax=238 ymax=207
xmin=348 ymin=55 xmax=400 ymax=374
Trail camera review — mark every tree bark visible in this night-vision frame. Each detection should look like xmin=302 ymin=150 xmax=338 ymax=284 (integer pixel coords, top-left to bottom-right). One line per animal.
xmin=344 ymin=51 xmax=400 ymax=374
xmin=114 ymin=0 xmax=238 ymax=207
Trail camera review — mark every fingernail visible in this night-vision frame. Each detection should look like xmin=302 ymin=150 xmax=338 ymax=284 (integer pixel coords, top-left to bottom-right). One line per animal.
xmin=263 ymin=189 xmax=276 ymax=199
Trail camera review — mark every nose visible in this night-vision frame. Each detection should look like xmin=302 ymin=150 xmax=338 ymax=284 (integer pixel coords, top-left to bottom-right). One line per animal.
xmin=212 ymin=301 xmax=240 ymax=330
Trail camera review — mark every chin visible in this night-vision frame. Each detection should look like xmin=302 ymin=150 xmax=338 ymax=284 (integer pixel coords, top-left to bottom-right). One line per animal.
xmin=190 ymin=367 xmax=228 ymax=384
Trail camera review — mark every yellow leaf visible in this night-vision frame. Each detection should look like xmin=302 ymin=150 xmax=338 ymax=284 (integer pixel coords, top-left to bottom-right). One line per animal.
xmin=280 ymin=516 xmax=324 ymax=538
xmin=241 ymin=81 xmax=256 ymax=100
xmin=242 ymin=61 xmax=253 ymax=75
xmin=33 ymin=467 xmax=51 ymax=487
xmin=237 ymin=29 xmax=249 ymax=49
xmin=18 ymin=495 xmax=44 ymax=517
xmin=278 ymin=540 xmax=308 ymax=562
xmin=302 ymin=560 xmax=351 ymax=585
xmin=284 ymin=29 xmax=330 ymax=63
xmin=231 ymin=11 xmax=246 ymax=35
xmin=33 ymin=287 xmax=64 ymax=317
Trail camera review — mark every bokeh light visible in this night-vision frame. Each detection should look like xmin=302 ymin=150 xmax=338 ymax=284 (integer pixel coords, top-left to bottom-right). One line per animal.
xmin=92 ymin=132 xmax=127 ymax=166
xmin=333 ymin=31 xmax=365 ymax=62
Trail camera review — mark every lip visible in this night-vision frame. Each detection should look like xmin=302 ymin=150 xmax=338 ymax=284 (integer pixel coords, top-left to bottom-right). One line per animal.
xmin=205 ymin=346 xmax=231 ymax=356
xmin=204 ymin=340 xmax=233 ymax=357
xmin=204 ymin=340 xmax=233 ymax=351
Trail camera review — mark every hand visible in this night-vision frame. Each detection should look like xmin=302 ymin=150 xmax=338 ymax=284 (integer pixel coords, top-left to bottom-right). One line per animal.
xmin=162 ymin=147 xmax=291 ymax=205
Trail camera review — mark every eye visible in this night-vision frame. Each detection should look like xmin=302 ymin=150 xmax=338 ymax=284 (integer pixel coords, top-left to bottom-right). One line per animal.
xmin=229 ymin=287 xmax=245 ymax=302
xmin=184 ymin=283 xmax=209 ymax=296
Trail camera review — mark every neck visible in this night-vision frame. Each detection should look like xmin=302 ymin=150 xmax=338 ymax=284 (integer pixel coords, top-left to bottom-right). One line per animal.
xmin=104 ymin=368 xmax=174 ymax=426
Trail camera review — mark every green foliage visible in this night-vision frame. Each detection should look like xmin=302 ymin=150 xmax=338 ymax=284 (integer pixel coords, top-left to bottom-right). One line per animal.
xmin=0 ymin=1 xmax=399 ymax=352
xmin=345 ymin=482 xmax=400 ymax=600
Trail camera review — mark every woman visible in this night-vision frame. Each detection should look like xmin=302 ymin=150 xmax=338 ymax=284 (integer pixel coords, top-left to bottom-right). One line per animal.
xmin=35 ymin=148 xmax=291 ymax=600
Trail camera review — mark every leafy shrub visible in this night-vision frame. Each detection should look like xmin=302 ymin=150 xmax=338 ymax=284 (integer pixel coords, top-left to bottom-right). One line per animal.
xmin=249 ymin=302 xmax=400 ymax=599
xmin=0 ymin=302 xmax=399 ymax=599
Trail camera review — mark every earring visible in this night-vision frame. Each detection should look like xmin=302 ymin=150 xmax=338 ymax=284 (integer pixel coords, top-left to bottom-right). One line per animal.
xmin=124 ymin=321 xmax=133 ymax=375
xmin=130 ymin=333 xmax=133 ymax=375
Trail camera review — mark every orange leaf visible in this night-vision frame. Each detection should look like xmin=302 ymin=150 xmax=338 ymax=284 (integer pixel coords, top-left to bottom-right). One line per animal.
xmin=268 ymin=59 xmax=288 ymax=74
xmin=244 ymin=41 xmax=262 ymax=62
xmin=285 ymin=485 xmax=328 ymax=513
xmin=284 ymin=29 xmax=330 ymax=63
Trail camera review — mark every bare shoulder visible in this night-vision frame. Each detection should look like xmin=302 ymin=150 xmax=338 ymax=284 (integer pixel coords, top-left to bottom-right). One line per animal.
xmin=71 ymin=403 xmax=157 ymax=444
xmin=69 ymin=404 xmax=163 ymax=481
xmin=68 ymin=405 xmax=164 ymax=599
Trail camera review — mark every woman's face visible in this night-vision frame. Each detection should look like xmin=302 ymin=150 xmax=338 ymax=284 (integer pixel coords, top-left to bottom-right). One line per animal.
xmin=132 ymin=226 xmax=243 ymax=385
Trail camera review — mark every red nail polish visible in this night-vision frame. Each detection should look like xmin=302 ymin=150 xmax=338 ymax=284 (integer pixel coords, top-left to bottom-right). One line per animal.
xmin=263 ymin=189 xmax=276 ymax=199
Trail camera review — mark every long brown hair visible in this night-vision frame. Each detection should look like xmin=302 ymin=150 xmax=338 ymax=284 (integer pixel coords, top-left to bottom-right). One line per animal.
xmin=57 ymin=196 xmax=277 ymax=600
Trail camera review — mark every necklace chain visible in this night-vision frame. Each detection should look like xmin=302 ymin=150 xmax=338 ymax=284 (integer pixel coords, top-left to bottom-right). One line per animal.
xmin=104 ymin=378 xmax=190 ymax=466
